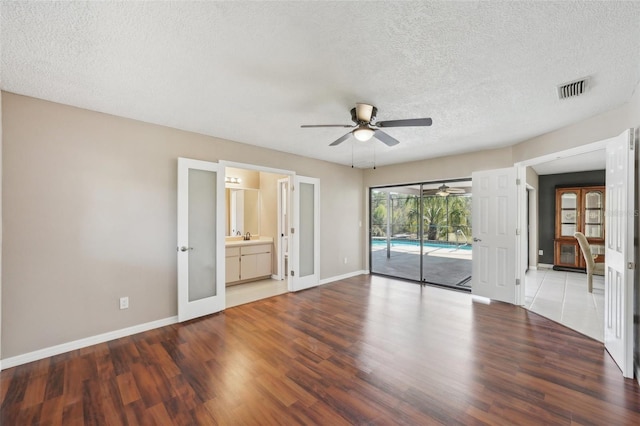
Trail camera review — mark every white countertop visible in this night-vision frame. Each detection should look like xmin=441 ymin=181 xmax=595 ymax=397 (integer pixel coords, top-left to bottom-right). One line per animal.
xmin=225 ymin=237 xmax=273 ymax=247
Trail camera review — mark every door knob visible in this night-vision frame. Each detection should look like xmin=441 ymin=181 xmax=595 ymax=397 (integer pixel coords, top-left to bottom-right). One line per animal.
xmin=179 ymin=246 xmax=193 ymax=252
xmin=473 ymin=238 xmax=481 ymax=242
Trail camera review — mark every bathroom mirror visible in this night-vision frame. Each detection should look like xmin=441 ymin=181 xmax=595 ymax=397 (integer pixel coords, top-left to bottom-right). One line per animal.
xmin=227 ymin=188 xmax=260 ymax=236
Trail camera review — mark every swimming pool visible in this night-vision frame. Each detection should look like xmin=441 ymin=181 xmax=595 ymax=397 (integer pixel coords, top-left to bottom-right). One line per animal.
xmin=371 ymin=238 xmax=472 ymax=251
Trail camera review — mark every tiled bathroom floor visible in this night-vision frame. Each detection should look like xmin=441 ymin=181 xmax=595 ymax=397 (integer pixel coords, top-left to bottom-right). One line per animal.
xmin=524 ymin=268 xmax=604 ymax=342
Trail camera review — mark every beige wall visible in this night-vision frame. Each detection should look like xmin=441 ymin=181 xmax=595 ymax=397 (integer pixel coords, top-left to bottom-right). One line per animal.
xmin=512 ymin=88 xmax=640 ymax=163
xmin=363 ymin=146 xmax=513 ymax=188
xmin=1 ymin=92 xmax=364 ymax=359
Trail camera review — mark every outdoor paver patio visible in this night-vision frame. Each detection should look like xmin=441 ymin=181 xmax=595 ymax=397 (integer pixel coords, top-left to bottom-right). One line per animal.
xmin=371 ymin=244 xmax=472 ymax=288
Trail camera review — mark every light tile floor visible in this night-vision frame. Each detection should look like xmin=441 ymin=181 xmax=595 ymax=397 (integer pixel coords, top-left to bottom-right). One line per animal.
xmin=524 ymin=268 xmax=604 ymax=342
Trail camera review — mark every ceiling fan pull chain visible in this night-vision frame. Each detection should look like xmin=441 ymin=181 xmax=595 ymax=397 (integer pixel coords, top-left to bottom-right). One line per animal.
xmin=351 ymin=140 xmax=354 ymax=168
xmin=373 ymin=145 xmax=376 ymax=170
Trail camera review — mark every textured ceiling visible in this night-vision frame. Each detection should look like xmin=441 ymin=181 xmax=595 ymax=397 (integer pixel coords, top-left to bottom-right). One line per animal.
xmin=2 ymin=1 xmax=639 ymax=168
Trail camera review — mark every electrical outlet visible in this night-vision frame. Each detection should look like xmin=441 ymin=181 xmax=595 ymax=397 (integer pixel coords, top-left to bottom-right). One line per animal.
xmin=119 ymin=297 xmax=129 ymax=310
xmin=538 ymin=250 xmax=543 ymax=256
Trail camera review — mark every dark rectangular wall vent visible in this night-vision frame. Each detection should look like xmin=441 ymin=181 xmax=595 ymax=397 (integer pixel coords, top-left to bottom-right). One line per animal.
xmin=557 ymin=77 xmax=589 ymax=100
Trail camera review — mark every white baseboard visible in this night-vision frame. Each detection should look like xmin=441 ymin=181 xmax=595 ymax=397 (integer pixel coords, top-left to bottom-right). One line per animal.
xmin=319 ymin=270 xmax=368 ymax=285
xmin=528 ymin=265 xmax=538 ymax=270
xmin=537 ymin=263 xmax=554 ymax=270
xmin=2 ymin=271 xmax=370 ymax=371
xmin=1 ymin=316 xmax=178 ymax=371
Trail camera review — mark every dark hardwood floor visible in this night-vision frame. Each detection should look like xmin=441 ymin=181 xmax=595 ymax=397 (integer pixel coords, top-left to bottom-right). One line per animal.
xmin=2 ymin=275 xmax=639 ymax=425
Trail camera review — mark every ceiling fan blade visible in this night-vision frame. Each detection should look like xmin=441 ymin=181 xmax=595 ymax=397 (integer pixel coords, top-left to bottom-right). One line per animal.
xmin=376 ymin=118 xmax=432 ymax=127
xmin=329 ymin=132 xmax=352 ymax=146
xmin=373 ymin=130 xmax=400 ymax=147
xmin=447 ymin=188 xmax=466 ymax=194
xmin=301 ymin=124 xmax=353 ymax=128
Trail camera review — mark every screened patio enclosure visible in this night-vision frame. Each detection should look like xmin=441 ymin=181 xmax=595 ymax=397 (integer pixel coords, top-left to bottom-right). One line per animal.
xmin=370 ymin=181 xmax=473 ymax=289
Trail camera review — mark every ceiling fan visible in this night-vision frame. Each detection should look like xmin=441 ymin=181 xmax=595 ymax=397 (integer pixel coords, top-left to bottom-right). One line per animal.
xmin=301 ymin=103 xmax=432 ymax=147
xmin=423 ymin=183 xmax=467 ymax=197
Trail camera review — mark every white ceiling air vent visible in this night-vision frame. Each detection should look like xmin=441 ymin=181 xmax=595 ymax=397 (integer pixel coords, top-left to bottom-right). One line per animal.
xmin=557 ymin=77 xmax=589 ymax=100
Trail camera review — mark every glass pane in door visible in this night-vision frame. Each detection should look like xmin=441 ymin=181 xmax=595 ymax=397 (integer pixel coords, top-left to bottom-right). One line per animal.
xmin=423 ymin=194 xmax=472 ymax=288
xmin=299 ymin=182 xmax=315 ymax=277
xmin=188 ymin=169 xmax=217 ymax=301
xmin=370 ymin=187 xmax=421 ymax=281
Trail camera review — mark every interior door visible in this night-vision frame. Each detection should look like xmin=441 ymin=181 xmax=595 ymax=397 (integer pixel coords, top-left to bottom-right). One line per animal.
xmin=471 ymin=167 xmax=518 ymax=304
xmin=604 ymin=128 xmax=635 ymax=378
xmin=177 ymin=158 xmax=225 ymax=322
xmin=290 ymin=175 xmax=320 ymax=291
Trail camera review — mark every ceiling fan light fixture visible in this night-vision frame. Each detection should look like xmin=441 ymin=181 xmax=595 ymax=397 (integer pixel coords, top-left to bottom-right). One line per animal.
xmin=353 ymin=126 xmax=375 ymax=142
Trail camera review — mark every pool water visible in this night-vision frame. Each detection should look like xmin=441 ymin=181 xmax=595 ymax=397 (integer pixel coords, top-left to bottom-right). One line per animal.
xmin=371 ymin=239 xmax=472 ymax=251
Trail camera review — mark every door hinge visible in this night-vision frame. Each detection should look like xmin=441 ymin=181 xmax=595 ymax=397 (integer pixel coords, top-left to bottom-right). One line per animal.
xmin=516 ymin=228 xmax=521 ymax=236
xmin=629 ymin=262 xmax=636 ymax=270
xmin=291 ymin=270 xmax=295 ymax=276
xmin=291 ymin=228 xmax=295 ymax=234
xmin=630 ymin=135 xmax=635 ymax=150
xmin=516 ymin=278 xmax=521 ymax=286
xmin=516 ymin=178 xmax=521 ymax=185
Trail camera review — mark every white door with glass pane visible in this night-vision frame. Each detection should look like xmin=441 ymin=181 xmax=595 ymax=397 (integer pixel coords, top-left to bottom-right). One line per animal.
xmin=604 ymin=129 xmax=635 ymax=378
xmin=290 ymin=175 xmax=320 ymax=291
xmin=177 ymin=158 xmax=225 ymax=322
xmin=471 ymin=167 xmax=517 ymax=304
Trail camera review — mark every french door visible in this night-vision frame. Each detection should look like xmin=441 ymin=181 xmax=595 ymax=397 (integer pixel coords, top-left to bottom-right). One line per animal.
xmin=177 ymin=158 xmax=226 ymax=322
xmin=289 ymin=175 xmax=320 ymax=291
xmin=604 ymin=128 xmax=635 ymax=378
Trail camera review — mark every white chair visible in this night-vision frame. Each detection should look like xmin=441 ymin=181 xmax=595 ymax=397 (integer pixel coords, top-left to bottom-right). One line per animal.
xmin=574 ymin=232 xmax=604 ymax=293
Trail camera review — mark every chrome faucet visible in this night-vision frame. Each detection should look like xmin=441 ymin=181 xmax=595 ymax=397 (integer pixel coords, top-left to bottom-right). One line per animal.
xmin=236 ymin=230 xmax=241 ymax=236
xmin=244 ymin=231 xmax=251 ymax=241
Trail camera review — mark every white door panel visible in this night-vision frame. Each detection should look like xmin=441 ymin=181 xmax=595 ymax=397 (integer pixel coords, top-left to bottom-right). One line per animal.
xmin=604 ymin=129 xmax=635 ymax=378
xmin=472 ymin=167 xmax=517 ymax=304
xmin=177 ymin=158 xmax=225 ymax=322
xmin=290 ymin=176 xmax=320 ymax=291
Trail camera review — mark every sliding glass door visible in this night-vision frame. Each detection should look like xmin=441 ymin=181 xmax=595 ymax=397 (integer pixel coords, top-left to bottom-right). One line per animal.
xmin=370 ymin=187 xmax=421 ymax=281
xmin=370 ymin=181 xmax=473 ymax=289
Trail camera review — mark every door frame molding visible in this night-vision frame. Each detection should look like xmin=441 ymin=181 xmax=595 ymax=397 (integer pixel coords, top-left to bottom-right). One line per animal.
xmin=276 ymin=177 xmax=290 ymax=281
xmin=514 ymin=134 xmax=637 ymax=380
xmin=514 ymin=140 xmax=609 ymax=306
xmin=219 ymin=161 xmax=295 ymax=289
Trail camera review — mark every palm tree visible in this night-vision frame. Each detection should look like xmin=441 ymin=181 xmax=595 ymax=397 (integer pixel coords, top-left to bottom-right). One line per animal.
xmin=423 ymin=196 xmax=447 ymax=240
xmin=447 ymin=195 xmax=472 ymax=242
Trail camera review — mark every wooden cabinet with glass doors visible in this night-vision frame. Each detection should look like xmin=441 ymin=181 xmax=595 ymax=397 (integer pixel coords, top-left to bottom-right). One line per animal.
xmin=554 ymin=186 xmax=605 ymax=269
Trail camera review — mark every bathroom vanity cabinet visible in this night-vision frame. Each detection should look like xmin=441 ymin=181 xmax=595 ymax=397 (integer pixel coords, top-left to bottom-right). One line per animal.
xmin=225 ymin=240 xmax=272 ymax=285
